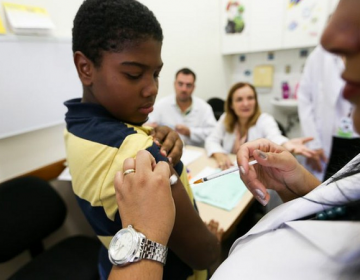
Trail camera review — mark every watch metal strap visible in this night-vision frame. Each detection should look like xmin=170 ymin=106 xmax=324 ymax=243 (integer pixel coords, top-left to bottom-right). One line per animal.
xmin=140 ymin=238 xmax=168 ymax=265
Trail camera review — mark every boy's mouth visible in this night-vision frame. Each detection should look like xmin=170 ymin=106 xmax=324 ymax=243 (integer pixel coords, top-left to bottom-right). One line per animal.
xmin=139 ymin=103 xmax=154 ymax=115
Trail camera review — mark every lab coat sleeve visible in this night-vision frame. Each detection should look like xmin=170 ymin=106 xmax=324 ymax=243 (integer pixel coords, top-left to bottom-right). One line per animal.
xmin=297 ymin=48 xmax=323 ymax=150
xmin=205 ymin=114 xmax=229 ymax=157
xmin=189 ymin=104 xmax=217 ymax=146
xmin=256 ymin=113 xmax=288 ymax=145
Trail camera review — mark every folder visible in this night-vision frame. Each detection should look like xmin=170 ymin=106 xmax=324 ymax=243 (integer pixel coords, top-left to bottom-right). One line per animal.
xmin=3 ymin=2 xmax=55 ymax=35
xmin=191 ymin=167 xmax=247 ymax=211
xmin=0 ymin=15 xmax=6 ymax=34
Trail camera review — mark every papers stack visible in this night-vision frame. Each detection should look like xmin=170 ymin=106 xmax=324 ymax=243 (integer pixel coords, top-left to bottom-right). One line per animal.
xmin=3 ymin=2 xmax=55 ymax=35
xmin=191 ymin=167 xmax=247 ymax=211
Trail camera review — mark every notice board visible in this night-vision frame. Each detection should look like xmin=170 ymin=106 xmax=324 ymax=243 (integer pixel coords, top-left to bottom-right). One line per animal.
xmin=0 ymin=38 xmax=81 ymax=138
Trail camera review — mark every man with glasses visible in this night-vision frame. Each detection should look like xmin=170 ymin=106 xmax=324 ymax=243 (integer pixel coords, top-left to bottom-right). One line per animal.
xmin=148 ymin=68 xmax=216 ymax=147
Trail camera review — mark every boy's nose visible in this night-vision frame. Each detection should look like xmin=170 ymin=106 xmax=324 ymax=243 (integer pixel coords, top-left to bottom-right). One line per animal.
xmin=142 ymin=80 xmax=158 ymax=97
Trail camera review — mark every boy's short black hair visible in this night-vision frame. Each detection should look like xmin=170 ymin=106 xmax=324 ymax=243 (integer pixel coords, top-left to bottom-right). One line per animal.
xmin=72 ymin=0 xmax=163 ymax=67
xmin=175 ymin=68 xmax=196 ymax=82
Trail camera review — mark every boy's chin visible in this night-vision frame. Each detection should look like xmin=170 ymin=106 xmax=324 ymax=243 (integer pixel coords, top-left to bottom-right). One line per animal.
xmin=127 ymin=116 xmax=149 ymax=126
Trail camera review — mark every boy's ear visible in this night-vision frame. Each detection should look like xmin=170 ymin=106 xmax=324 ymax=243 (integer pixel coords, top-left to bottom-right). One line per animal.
xmin=73 ymin=51 xmax=94 ymax=86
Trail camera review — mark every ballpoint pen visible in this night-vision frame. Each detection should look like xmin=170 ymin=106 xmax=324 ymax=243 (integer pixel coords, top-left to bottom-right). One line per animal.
xmin=193 ymin=160 xmax=258 ymax=184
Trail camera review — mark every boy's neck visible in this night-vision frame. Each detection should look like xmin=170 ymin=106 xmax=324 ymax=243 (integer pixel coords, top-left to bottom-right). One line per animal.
xmin=82 ymin=89 xmax=100 ymax=104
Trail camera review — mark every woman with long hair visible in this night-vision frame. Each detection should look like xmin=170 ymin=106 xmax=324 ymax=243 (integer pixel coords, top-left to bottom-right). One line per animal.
xmin=205 ymin=82 xmax=314 ymax=170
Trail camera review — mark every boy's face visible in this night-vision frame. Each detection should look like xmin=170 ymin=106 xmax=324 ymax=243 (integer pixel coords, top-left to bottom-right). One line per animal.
xmin=85 ymin=39 xmax=163 ymax=124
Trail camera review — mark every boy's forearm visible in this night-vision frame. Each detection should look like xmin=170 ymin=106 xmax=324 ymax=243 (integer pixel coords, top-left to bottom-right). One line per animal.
xmin=167 ymin=173 xmax=221 ymax=269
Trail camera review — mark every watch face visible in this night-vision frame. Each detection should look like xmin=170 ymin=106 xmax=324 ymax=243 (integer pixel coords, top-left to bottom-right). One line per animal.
xmin=109 ymin=227 xmax=138 ymax=265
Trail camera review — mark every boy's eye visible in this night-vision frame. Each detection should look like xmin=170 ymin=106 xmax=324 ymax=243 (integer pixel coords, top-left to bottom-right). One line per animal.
xmin=126 ymin=73 xmax=141 ymax=79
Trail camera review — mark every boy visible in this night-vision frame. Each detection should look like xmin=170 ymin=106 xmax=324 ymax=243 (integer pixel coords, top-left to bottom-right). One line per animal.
xmin=64 ymin=0 xmax=220 ymax=279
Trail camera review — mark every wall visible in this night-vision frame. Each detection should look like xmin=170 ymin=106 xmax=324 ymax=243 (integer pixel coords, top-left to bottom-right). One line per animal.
xmin=0 ymin=0 xmax=229 ymax=182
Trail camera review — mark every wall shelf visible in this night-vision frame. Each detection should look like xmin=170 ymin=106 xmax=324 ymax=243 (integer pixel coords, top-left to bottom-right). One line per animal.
xmin=271 ymin=98 xmax=298 ymax=114
xmin=271 ymin=98 xmax=298 ymax=133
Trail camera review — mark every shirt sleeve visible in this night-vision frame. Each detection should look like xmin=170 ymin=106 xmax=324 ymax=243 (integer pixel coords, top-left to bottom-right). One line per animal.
xmin=205 ymin=114 xmax=229 ymax=156
xmin=189 ymin=103 xmax=217 ymax=146
xmin=257 ymin=113 xmax=288 ymax=145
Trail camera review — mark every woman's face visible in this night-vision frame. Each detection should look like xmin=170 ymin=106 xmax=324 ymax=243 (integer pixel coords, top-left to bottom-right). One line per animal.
xmin=231 ymin=86 xmax=256 ymax=121
xmin=321 ymin=0 xmax=360 ymax=132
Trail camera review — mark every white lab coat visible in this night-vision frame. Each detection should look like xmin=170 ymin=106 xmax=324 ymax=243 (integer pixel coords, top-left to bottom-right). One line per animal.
xmin=205 ymin=113 xmax=288 ymax=157
xmin=297 ymin=45 xmax=357 ymax=181
xmin=211 ymin=154 xmax=360 ymax=280
xmin=148 ymin=95 xmax=216 ymax=147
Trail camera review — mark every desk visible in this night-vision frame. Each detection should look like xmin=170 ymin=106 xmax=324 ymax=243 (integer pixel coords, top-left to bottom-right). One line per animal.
xmin=185 ymin=146 xmax=254 ymax=241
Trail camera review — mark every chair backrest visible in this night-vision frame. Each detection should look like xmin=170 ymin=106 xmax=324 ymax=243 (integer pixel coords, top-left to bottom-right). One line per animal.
xmin=0 ymin=176 xmax=67 ymax=262
xmin=207 ymin=97 xmax=225 ymax=121
xmin=275 ymin=120 xmax=287 ymax=137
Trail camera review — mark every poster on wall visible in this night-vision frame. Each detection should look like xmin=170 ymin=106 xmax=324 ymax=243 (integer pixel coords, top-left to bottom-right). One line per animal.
xmin=221 ymin=0 xmax=251 ymax=54
xmin=282 ymin=0 xmax=329 ymax=48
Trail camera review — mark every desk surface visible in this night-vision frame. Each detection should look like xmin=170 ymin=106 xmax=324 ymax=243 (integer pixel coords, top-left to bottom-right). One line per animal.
xmin=185 ymin=146 xmax=254 ymax=240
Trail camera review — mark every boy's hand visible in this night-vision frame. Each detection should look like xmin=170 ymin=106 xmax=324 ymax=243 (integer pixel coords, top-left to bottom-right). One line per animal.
xmin=206 ymin=220 xmax=224 ymax=242
xmin=151 ymin=126 xmax=183 ymax=165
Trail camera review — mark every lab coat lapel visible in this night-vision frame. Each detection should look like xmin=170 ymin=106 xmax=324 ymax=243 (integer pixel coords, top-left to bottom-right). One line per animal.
xmin=230 ymin=155 xmax=360 ymax=254
xmin=285 ymin=220 xmax=360 ymax=263
xmin=327 ymin=55 xmax=345 ymax=108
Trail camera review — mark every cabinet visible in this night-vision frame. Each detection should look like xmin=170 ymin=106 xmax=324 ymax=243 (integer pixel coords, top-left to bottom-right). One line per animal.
xmin=221 ymin=0 xmax=331 ymax=54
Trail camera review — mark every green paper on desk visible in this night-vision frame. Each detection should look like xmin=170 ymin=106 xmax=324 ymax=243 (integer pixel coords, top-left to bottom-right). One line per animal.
xmin=191 ymin=169 xmax=247 ymax=211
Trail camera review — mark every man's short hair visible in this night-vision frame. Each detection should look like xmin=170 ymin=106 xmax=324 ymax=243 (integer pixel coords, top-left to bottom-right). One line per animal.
xmin=175 ymin=68 xmax=196 ymax=82
xmin=72 ymin=0 xmax=163 ymax=67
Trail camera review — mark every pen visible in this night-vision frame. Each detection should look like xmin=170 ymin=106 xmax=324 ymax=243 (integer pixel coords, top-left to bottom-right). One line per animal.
xmin=193 ymin=160 xmax=258 ymax=184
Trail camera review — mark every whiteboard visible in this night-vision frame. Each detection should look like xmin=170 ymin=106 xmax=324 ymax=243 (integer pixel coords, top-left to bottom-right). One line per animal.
xmin=0 ymin=38 xmax=81 ymax=139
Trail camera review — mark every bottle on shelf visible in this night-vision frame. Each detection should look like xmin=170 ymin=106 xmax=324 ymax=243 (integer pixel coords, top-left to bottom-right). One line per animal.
xmin=282 ymin=82 xmax=290 ymax=99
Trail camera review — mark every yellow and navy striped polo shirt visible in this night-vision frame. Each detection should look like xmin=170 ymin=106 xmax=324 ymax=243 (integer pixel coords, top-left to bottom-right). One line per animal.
xmin=64 ymin=99 xmax=205 ymax=280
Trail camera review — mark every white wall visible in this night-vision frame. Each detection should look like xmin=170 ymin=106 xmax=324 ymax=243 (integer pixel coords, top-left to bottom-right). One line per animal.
xmin=140 ymin=0 xmax=230 ymax=99
xmin=0 ymin=0 xmax=229 ymax=182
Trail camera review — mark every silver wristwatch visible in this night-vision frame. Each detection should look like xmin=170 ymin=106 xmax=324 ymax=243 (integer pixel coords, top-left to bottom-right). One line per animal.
xmin=108 ymin=225 xmax=168 ymax=266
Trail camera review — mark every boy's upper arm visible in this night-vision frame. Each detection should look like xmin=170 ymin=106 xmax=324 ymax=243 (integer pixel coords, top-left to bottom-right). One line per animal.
xmin=106 ymin=129 xmax=219 ymax=269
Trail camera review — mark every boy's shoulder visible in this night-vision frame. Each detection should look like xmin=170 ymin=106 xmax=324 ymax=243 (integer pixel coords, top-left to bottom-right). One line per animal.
xmin=64 ymin=98 xmax=152 ymax=148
